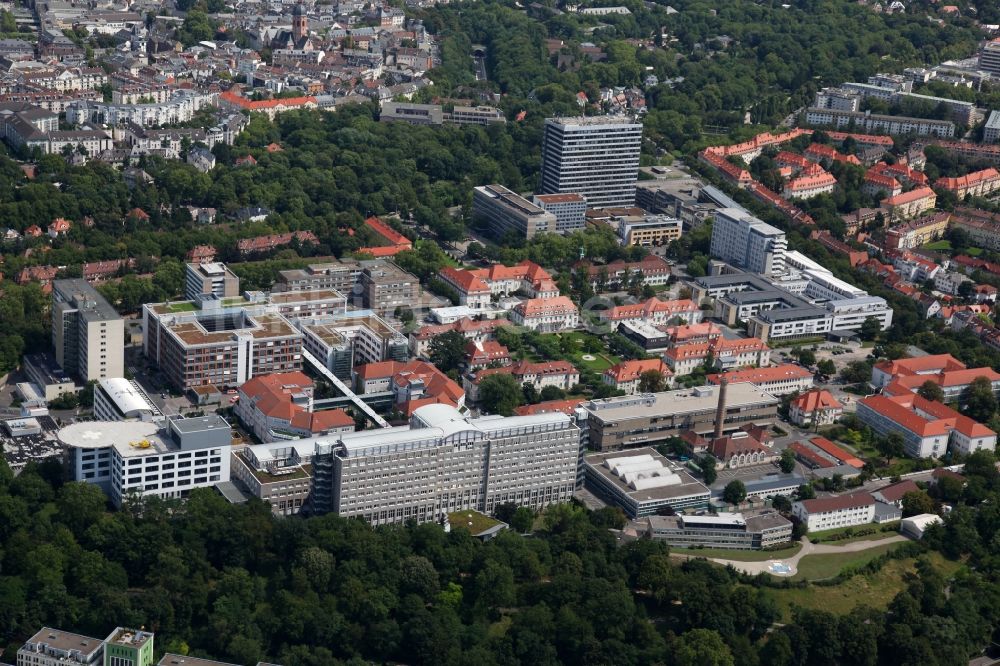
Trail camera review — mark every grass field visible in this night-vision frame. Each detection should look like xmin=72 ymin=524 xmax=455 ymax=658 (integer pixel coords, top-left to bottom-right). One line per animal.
xmin=791 ymin=542 xmax=902 ymax=581
xmin=808 ymin=524 xmax=900 ymax=545
xmin=675 ymin=543 xmax=803 ymax=562
xmin=558 ymin=332 xmax=621 ymax=372
xmin=767 ymin=552 xmax=964 ymax=621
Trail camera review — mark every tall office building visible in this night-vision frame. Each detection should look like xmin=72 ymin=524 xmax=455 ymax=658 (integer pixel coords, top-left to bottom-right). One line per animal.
xmin=710 ymin=208 xmax=788 ymax=277
xmin=540 ymin=116 xmax=643 ymax=208
xmin=980 ymin=39 xmax=1000 ymax=76
xmin=52 ymin=279 xmax=124 ymax=382
xmin=184 ymin=262 xmax=240 ymax=301
xmin=311 ymin=403 xmax=580 ymax=525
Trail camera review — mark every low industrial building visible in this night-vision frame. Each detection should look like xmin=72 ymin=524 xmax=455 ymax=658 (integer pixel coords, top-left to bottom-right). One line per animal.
xmin=584 ymin=448 xmax=711 ymax=516
xmin=644 ymin=511 xmax=792 ymax=550
xmin=93 ymin=378 xmax=160 ymax=422
xmin=22 ymin=352 xmax=75 ymax=401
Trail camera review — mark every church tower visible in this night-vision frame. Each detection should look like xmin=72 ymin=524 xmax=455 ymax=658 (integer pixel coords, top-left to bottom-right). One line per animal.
xmin=292 ymin=2 xmax=308 ymax=43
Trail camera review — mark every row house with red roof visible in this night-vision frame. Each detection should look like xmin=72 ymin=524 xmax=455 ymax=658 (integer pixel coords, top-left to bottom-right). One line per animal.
xmin=949 ymin=208 xmax=1000 ymax=252
xmin=934 ymin=168 xmax=1000 ymax=199
xmin=885 ymin=211 xmax=949 ymax=249
xmin=465 ymin=339 xmax=511 ymax=369
xmin=83 ymin=258 xmax=135 ymax=282
xmin=810 ymin=230 xmax=868 ymax=267
xmin=804 ymin=142 xmax=861 ymax=167
xmin=707 ymin=363 xmax=813 ymax=396
xmin=783 ymin=171 xmax=837 ymax=200
xmin=598 ymin=297 xmax=702 ymax=327
xmin=358 ymin=216 xmax=413 ymax=258
xmin=237 ymin=231 xmax=319 ymax=255
xmin=880 ymin=186 xmax=937 ymax=223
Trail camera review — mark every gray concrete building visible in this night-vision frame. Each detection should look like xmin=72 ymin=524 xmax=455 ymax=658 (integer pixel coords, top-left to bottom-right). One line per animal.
xmin=645 ymin=511 xmax=792 ymax=549
xmin=473 ymin=184 xmax=558 ymax=239
xmin=532 ymin=193 xmax=588 ymax=233
xmin=583 ymin=447 xmax=711 ymax=516
xmin=540 ymin=115 xmax=643 ymax=208
xmin=581 ymin=385 xmax=780 ymax=451
xmin=16 ymin=628 xmax=105 ymax=666
xmin=710 ymin=208 xmax=787 ymax=277
xmin=311 ymin=404 xmax=580 ymax=525
xmin=359 ymin=261 xmax=420 ymax=314
xmin=51 ymin=279 xmax=124 ymax=382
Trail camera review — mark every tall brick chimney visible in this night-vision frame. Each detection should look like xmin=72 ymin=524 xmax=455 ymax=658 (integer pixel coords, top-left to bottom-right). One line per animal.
xmin=713 ymin=377 xmax=728 ymax=440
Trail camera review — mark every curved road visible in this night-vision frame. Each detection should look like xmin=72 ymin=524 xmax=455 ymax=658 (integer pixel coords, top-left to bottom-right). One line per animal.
xmin=676 ymin=534 xmax=909 ymax=577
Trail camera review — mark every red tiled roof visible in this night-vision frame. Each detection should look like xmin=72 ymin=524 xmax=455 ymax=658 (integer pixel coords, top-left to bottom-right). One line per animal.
xmin=514 ymin=295 xmax=577 ymax=317
xmin=290 ymin=408 xmax=353 ymax=432
xmin=603 ymin=358 xmax=671 ymax=383
xmin=220 ymin=90 xmax=317 ymax=110
xmin=799 ymin=492 xmax=875 ymax=514
xmin=791 ymin=389 xmax=843 ymax=413
xmin=861 ymin=393 xmax=994 ymax=438
xmin=809 ymin=436 xmax=863 ymax=468
xmin=790 ymin=441 xmax=835 ymax=468
xmin=354 ymin=360 xmax=403 ymax=380
xmin=365 ymin=216 xmax=411 ymax=247
xmin=934 ymin=168 xmax=1000 ymax=193
xmin=707 ymin=364 xmax=812 ymax=385
xmin=882 ymin=186 xmax=936 ymax=207
xmin=874 ymin=479 xmax=920 ymax=503
xmin=874 ymin=354 xmax=966 ymax=377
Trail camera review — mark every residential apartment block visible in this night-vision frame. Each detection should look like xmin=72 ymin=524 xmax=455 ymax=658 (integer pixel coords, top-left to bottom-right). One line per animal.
xmin=618 ymin=214 xmax=683 ymax=246
xmin=885 ymin=212 xmax=950 ymax=249
xmin=949 ymin=208 xmax=1000 ymax=252
xmin=473 ymin=184 xmax=558 ymax=239
xmin=880 ymin=186 xmax=937 ymax=223
xmin=52 ymin=279 xmax=125 ymax=382
xmin=805 ymin=107 xmax=956 ymax=137
xmin=540 ymin=115 xmax=643 ymax=208
xmin=310 ymin=404 xmax=580 ymax=525
xmin=598 ymin=297 xmax=702 ymax=327
xmin=934 ymin=168 xmax=1000 ymax=199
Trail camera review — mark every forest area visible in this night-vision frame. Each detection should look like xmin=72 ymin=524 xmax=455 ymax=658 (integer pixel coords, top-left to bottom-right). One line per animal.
xmin=3 ymin=453 xmax=1000 ymax=665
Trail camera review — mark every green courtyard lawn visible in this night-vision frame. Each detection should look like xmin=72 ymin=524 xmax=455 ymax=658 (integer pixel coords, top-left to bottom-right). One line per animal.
xmin=767 ymin=551 xmax=964 ymax=621
xmin=791 ymin=542 xmax=903 ymax=581
xmin=557 ymin=332 xmax=620 ymax=372
xmin=922 ymin=240 xmax=951 ymax=252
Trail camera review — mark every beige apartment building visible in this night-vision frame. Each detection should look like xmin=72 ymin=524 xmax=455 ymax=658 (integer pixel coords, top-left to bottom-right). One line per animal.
xmin=51 ymin=279 xmax=124 ymax=382
xmin=184 ymin=262 xmax=241 ymax=300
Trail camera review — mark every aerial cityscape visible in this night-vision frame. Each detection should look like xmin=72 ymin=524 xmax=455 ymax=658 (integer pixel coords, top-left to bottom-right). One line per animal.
xmin=5 ymin=0 xmax=1000 ymax=663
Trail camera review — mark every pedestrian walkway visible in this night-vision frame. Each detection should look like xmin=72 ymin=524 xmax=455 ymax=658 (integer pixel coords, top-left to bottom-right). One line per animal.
xmin=713 ymin=534 xmax=908 ymax=577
